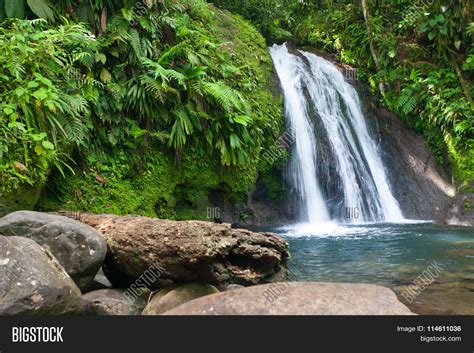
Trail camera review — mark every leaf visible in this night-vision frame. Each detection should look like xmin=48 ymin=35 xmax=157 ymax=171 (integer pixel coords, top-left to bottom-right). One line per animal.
xmin=100 ymin=6 xmax=107 ymax=31
xmin=454 ymin=40 xmax=461 ymax=50
xmin=13 ymin=161 xmax=27 ymax=172
xmin=5 ymin=0 xmax=25 ymax=18
xmin=233 ymin=115 xmax=252 ymax=126
xmin=0 ymin=0 xmax=6 ymax=19
xmin=34 ymin=144 xmax=43 ymax=155
xmin=33 ymin=89 xmax=48 ymax=101
xmin=15 ymin=87 xmax=26 ymax=97
xmin=32 ymin=132 xmax=46 ymax=141
xmin=230 ymin=133 xmax=241 ymax=149
xmin=41 ymin=140 xmax=54 ymax=149
xmin=27 ymin=0 xmax=54 ymax=21
xmin=100 ymin=68 xmax=112 ymax=83
xmin=95 ymin=175 xmax=107 ymax=183
xmin=95 ymin=53 xmax=107 ymax=64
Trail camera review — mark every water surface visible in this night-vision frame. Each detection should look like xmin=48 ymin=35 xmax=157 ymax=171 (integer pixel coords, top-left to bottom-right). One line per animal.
xmin=271 ymin=223 xmax=474 ymax=314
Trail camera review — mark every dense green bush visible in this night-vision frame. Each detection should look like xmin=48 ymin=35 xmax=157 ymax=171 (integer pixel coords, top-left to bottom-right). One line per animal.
xmin=0 ymin=19 xmax=100 ymax=193
xmin=212 ymin=0 xmax=296 ymax=42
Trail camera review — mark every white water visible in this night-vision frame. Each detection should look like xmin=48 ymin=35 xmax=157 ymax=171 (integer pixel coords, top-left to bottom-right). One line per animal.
xmin=270 ymin=43 xmax=404 ymax=224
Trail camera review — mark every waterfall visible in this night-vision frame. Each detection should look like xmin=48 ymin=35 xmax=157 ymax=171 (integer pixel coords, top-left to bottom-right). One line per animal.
xmin=270 ymin=43 xmax=404 ymax=224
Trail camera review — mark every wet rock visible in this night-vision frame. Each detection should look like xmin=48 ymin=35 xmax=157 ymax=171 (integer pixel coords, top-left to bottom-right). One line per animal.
xmin=218 ymin=284 xmax=245 ymax=291
xmin=83 ymin=289 xmax=146 ymax=315
xmin=0 ymin=236 xmax=86 ymax=315
xmin=142 ymin=283 xmax=219 ymax=315
xmin=445 ymin=191 xmax=474 ymax=227
xmin=0 ymin=211 xmax=107 ymax=290
xmin=78 ymin=213 xmax=289 ymax=288
xmin=394 ymin=281 xmax=474 ymax=315
xmin=163 ymin=282 xmax=414 ymax=315
xmin=368 ymin=106 xmax=456 ymax=222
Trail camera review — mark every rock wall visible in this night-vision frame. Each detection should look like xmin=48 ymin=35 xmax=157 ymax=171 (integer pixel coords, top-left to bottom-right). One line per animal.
xmin=364 ymin=106 xmax=457 ymax=223
xmin=361 ymin=99 xmax=472 ymax=226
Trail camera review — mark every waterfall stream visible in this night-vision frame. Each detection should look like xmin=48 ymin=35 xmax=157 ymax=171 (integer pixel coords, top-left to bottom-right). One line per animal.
xmin=270 ymin=43 xmax=404 ymax=224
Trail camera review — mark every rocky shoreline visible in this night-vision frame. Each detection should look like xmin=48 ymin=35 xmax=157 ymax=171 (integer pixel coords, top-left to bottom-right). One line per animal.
xmin=0 ymin=211 xmax=413 ymax=315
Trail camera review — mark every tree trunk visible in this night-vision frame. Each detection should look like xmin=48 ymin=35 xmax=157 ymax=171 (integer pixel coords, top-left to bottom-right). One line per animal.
xmin=361 ymin=0 xmax=385 ymax=96
xmin=451 ymin=54 xmax=473 ymax=108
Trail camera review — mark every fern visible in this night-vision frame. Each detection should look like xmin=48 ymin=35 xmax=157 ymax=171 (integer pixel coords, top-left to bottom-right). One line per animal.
xmin=169 ymin=106 xmax=201 ymax=148
xmin=203 ymin=81 xmax=245 ymax=113
xmin=397 ymin=88 xmax=417 ymax=114
xmin=128 ymin=29 xmax=143 ymax=58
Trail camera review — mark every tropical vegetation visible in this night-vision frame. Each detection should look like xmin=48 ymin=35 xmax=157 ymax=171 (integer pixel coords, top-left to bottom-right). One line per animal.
xmin=0 ymin=0 xmax=283 ymax=217
xmin=216 ymin=0 xmax=473 ymax=182
xmin=0 ymin=0 xmax=472 ymax=218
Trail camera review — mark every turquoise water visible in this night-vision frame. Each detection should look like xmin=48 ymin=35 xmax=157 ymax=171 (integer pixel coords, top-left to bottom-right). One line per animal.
xmin=272 ymin=223 xmax=474 ymax=314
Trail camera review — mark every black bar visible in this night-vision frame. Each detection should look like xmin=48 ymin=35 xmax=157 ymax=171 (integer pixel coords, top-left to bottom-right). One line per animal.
xmin=0 ymin=316 xmax=472 ymax=353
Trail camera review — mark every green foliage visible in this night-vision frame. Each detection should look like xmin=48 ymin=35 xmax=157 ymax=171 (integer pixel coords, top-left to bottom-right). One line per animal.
xmin=38 ymin=150 xmax=178 ymax=218
xmin=214 ymin=0 xmax=472 ymax=181
xmin=284 ymin=0 xmax=473 ymax=182
xmin=0 ymin=120 xmax=55 ymax=192
xmin=1 ymin=0 xmax=282 ymax=215
xmin=212 ymin=0 xmax=295 ymax=43
xmin=84 ymin=0 xmax=281 ymax=168
xmin=0 ymin=19 xmax=100 ymax=193
xmin=1 ymin=0 xmax=55 ymax=21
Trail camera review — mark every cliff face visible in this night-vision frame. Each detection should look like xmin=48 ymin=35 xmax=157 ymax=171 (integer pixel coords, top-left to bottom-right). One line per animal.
xmin=358 ymin=85 xmax=472 ymax=226
xmin=365 ymin=106 xmax=456 ymax=223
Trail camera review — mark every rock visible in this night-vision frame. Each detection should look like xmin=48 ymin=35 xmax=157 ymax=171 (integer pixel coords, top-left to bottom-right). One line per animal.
xmin=0 ymin=236 xmax=86 ymax=315
xmin=93 ymin=273 xmax=112 ymax=288
xmin=83 ymin=289 xmax=146 ymax=315
xmin=393 ymin=280 xmax=474 ymax=315
xmin=0 ymin=185 xmax=43 ymax=217
xmin=218 ymin=284 xmax=245 ymax=291
xmin=163 ymin=282 xmax=414 ymax=315
xmin=142 ymin=283 xmax=219 ymax=315
xmin=84 ymin=270 xmax=113 ymax=293
xmin=0 ymin=211 xmax=107 ymax=290
xmin=77 ymin=213 xmax=289 ymax=288
xmin=445 ymin=191 xmax=474 ymax=227
xmin=368 ymin=106 xmax=455 ymax=222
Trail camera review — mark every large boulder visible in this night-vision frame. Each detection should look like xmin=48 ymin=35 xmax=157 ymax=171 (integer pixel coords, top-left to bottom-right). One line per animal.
xmin=83 ymin=289 xmax=147 ymax=315
xmin=163 ymin=282 xmax=414 ymax=315
xmin=0 ymin=236 xmax=86 ymax=315
xmin=0 ymin=211 xmax=107 ymax=290
xmin=142 ymin=283 xmax=219 ymax=315
xmin=78 ymin=213 xmax=289 ymax=288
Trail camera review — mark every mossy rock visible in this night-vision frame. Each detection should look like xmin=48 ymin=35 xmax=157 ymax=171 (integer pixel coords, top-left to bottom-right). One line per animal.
xmin=141 ymin=283 xmax=219 ymax=315
xmin=0 ymin=184 xmax=43 ymax=217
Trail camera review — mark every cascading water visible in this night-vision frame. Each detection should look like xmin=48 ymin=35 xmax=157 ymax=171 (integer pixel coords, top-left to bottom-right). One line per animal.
xmin=270 ymin=43 xmax=404 ymax=224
